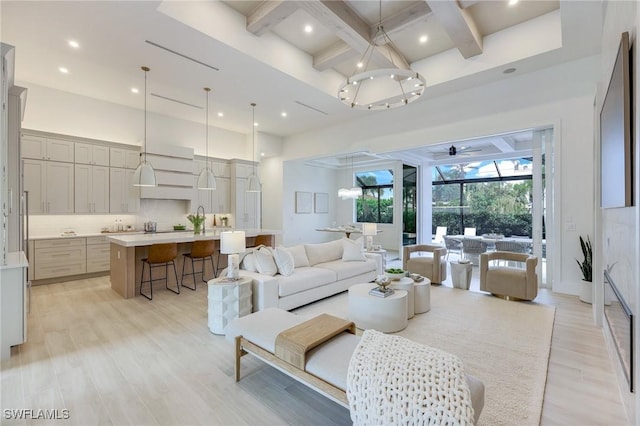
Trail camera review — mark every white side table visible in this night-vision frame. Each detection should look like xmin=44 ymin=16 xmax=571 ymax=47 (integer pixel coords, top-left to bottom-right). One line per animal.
xmin=348 ymin=283 xmax=408 ymax=333
xmin=366 ymin=249 xmax=387 ymax=271
xmin=413 ymin=278 xmax=431 ymax=314
xmin=208 ymin=276 xmax=252 ymax=335
xmin=389 ymin=277 xmax=415 ymax=319
xmin=450 ymin=261 xmax=473 ymax=290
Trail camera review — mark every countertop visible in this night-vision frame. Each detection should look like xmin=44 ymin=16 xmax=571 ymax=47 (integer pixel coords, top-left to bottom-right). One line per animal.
xmin=0 ymin=251 xmax=29 ymax=269
xmin=29 ymin=231 xmax=143 ymax=240
xmin=106 ymin=229 xmax=280 ymax=247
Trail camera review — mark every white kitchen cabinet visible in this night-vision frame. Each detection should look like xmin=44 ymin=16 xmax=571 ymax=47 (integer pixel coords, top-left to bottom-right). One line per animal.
xmin=34 ymin=238 xmax=86 ymax=280
xmin=0 ymin=252 xmax=28 ymax=360
xmin=22 ymin=135 xmax=74 ymax=162
xmin=110 ymin=147 xmax=140 ymax=169
xmin=110 ymin=167 xmax=139 ymax=213
xmin=230 ymin=160 xmax=261 ymax=229
xmin=75 ymin=164 xmax=109 ymax=213
xmin=75 ymin=143 xmax=109 ymax=166
xmin=86 ymin=236 xmax=110 ymax=273
xmin=23 ymin=159 xmax=74 ymax=214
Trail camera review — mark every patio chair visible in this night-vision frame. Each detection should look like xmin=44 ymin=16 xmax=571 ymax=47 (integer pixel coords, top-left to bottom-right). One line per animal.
xmin=461 ymin=238 xmax=488 ymax=265
xmin=495 ymin=240 xmax=531 ymax=254
xmin=443 ymin=235 xmax=463 ymax=260
xmin=480 ymin=251 xmax=538 ymax=301
xmin=434 ymin=226 xmax=447 ymax=244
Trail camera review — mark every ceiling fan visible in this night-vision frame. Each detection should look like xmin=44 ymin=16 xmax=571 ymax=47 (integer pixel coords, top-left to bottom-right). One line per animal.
xmin=447 ymin=145 xmax=482 ymax=156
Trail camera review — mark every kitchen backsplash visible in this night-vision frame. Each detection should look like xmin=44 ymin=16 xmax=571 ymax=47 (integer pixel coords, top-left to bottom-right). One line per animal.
xmin=29 ymin=199 xmax=234 ymax=237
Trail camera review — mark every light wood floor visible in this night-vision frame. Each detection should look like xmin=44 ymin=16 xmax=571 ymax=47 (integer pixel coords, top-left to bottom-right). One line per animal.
xmin=0 ymin=273 xmax=630 ymax=425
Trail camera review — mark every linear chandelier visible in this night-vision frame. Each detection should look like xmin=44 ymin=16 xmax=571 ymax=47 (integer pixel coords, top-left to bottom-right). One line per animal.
xmin=338 ymin=1 xmax=425 ymax=110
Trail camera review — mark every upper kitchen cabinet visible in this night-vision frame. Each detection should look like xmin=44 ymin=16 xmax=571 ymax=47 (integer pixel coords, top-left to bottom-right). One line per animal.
xmin=75 ymin=164 xmax=109 ymax=213
xmin=23 ymin=159 xmax=74 ymax=214
xmin=230 ymin=160 xmax=261 ymax=229
xmin=110 ymin=147 xmax=140 ymax=169
xmin=22 ymin=134 xmax=74 ymax=162
xmin=110 ymin=168 xmax=139 ymax=213
xmin=75 ymin=143 xmax=109 ymax=166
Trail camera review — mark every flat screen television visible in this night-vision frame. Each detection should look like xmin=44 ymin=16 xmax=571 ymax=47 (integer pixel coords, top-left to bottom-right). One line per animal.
xmin=600 ymin=31 xmax=633 ymax=208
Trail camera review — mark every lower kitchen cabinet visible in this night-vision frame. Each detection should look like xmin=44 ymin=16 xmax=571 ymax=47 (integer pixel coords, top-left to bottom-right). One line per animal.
xmin=34 ymin=238 xmax=86 ymax=280
xmin=86 ymin=236 xmax=110 ymax=273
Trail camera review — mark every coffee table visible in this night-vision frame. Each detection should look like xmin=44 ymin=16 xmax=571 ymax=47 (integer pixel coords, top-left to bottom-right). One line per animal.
xmin=389 ymin=277 xmax=415 ymax=318
xmin=348 ymin=283 xmax=408 ymax=333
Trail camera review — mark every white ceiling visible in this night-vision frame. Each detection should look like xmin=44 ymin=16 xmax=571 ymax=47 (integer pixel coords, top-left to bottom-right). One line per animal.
xmin=1 ymin=0 xmax=601 ymax=152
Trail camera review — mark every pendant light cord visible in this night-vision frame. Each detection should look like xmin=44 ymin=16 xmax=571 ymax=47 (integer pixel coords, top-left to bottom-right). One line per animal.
xmin=251 ymin=103 xmax=256 ymax=174
xmin=205 ymin=87 xmax=211 ymax=168
xmin=142 ymin=66 xmax=150 ymax=163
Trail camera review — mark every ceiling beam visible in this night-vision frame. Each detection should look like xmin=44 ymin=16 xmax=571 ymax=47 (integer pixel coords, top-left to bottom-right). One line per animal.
xmin=301 ymin=1 xmax=409 ymax=70
xmin=246 ymin=1 xmax=298 ymax=36
xmin=492 ymin=136 xmax=516 ymax=152
xmin=372 ymin=2 xmax=432 ymax=46
xmin=425 ymin=0 xmax=483 ymax=59
xmin=314 ymin=40 xmax=358 ymax=71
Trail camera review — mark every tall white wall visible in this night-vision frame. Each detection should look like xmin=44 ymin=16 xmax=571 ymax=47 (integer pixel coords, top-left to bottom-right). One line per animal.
xmin=19 ymin=82 xmax=248 ymax=158
xmin=598 ymin=1 xmax=638 ymax=423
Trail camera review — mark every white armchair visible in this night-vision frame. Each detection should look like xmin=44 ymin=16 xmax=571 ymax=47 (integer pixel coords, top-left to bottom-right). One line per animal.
xmin=480 ymin=251 xmax=538 ymax=301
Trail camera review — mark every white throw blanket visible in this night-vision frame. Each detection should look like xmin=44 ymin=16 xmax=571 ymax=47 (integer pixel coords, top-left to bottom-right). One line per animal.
xmin=347 ymin=330 xmax=475 ymax=426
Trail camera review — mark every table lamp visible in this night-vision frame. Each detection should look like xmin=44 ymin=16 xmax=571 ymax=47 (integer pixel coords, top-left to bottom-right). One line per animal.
xmin=220 ymin=231 xmax=246 ymax=280
xmin=362 ymin=223 xmax=377 ymax=251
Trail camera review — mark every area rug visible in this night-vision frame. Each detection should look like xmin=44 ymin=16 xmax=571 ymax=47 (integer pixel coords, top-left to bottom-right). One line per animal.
xmin=293 ymin=286 xmax=555 ymax=426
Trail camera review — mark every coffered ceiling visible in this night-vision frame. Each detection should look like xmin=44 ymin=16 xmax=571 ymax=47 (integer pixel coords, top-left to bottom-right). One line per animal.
xmin=1 ymin=1 xmax=601 ymax=141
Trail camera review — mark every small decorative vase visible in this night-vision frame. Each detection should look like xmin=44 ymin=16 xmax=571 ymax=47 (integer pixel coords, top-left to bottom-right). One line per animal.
xmin=193 ymin=224 xmax=202 ymax=234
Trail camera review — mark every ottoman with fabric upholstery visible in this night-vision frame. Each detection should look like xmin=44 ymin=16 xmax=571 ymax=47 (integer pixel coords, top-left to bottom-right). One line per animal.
xmin=225 ymin=308 xmax=484 ymax=423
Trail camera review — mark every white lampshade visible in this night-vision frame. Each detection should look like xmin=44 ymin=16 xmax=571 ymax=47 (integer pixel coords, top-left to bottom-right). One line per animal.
xmin=132 ymin=161 xmax=156 ymax=187
xmin=362 ymin=223 xmax=377 ymax=236
xmin=197 ymin=167 xmax=217 ymax=190
xmin=350 ymin=186 xmax=363 ymax=197
xmin=246 ymin=173 xmax=261 ymax=193
xmin=220 ymin=231 xmax=246 ymax=254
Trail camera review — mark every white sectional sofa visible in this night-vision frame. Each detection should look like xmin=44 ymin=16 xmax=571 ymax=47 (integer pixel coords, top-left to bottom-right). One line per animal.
xmin=238 ymin=239 xmax=381 ymax=311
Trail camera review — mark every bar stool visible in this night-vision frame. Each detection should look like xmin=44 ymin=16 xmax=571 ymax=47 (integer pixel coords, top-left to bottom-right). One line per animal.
xmin=181 ymin=240 xmax=215 ymax=290
xmin=140 ymin=243 xmax=180 ymax=300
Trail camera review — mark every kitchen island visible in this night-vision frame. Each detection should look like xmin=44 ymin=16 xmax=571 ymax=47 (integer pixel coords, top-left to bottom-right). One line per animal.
xmin=106 ymin=229 xmax=279 ymax=299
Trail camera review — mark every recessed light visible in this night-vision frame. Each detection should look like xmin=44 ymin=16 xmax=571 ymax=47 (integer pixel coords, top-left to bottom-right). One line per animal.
xmin=503 ymin=67 xmax=516 ymax=74
xmin=254 ymin=122 xmax=259 ymax=127
xmin=131 ymin=87 xmax=139 ymax=94
xmin=508 ymin=0 xmax=519 ymax=5
xmin=58 ymin=67 xmax=69 ymax=74
xmin=260 ymin=152 xmax=265 ymax=157
xmin=357 ymin=62 xmax=363 ymax=69
xmin=68 ymin=40 xmax=80 ymax=49
xmin=217 ymin=112 xmax=224 ymax=117
xmin=281 ymin=112 xmax=287 ymax=117
xmin=304 ymin=24 xmax=313 ymax=33
xmin=419 ymin=35 xmax=428 ymax=44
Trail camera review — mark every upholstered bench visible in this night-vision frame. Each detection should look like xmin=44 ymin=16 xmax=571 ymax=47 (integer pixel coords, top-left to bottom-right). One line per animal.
xmin=225 ymin=308 xmax=484 ymax=423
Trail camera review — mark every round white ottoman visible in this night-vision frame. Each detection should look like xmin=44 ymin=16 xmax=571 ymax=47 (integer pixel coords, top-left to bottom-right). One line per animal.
xmin=348 ymin=283 xmax=408 ymax=333
xmin=413 ymin=278 xmax=431 ymax=314
xmin=390 ymin=277 xmax=415 ymax=319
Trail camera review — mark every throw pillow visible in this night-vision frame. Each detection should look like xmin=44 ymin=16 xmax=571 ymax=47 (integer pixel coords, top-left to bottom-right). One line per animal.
xmin=285 ymin=244 xmax=310 ymax=268
xmin=241 ymin=252 xmax=258 ymax=272
xmin=273 ymin=246 xmax=295 ymax=276
xmin=305 ymin=239 xmax=344 ymax=266
xmin=342 ymin=237 xmax=366 ymax=262
xmin=254 ymin=247 xmax=278 ymax=276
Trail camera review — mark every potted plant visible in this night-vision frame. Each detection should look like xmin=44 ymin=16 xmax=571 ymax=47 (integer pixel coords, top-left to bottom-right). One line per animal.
xmin=187 ymin=212 xmax=205 ymax=234
xmin=576 ymin=235 xmax=592 ymax=303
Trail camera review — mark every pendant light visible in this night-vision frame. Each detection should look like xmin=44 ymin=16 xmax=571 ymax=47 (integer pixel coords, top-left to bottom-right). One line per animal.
xmin=132 ymin=66 xmax=157 ymax=187
xmin=246 ymin=102 xmax=261 ymax=193
xmin=196 ymin=87 xmax=217 ymax=190
xmin=338 ymin=154 xmax=362 ymax=199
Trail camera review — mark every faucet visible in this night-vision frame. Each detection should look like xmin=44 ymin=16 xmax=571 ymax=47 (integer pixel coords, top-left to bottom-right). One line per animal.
xmin=197 ymin=205 xmax=205 ymax=235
